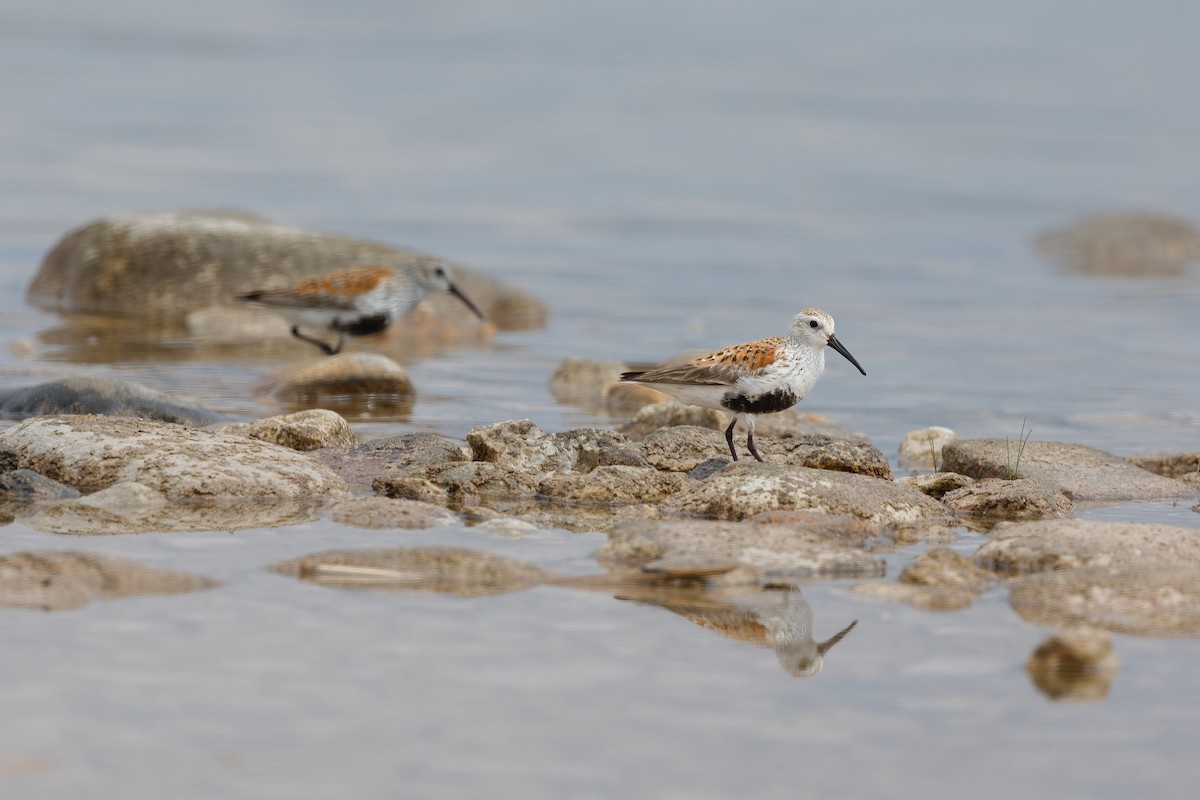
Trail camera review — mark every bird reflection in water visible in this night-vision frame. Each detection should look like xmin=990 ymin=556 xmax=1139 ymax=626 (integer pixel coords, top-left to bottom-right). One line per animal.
xmin=272 ymin=545 xmax=857 ymax=678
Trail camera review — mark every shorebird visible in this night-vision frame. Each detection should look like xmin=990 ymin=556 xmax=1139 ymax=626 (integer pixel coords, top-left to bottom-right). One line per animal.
xmin=238 ymin=256 xmax=484 ymax=355
xmin=620 ymin=309 xmax=866 ymax=462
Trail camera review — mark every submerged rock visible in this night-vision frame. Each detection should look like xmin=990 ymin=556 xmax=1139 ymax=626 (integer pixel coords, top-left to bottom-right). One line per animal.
xmin=0 ymin=550 xmax=217 ymax=611
xmin=0 ymin=415 xmax=347 ymax=499
xmin=214 ymin=409 xmax=358 ymax=452
xmin=941 ymin=439 xmax=1194 ymax=501
xmin=1009 ymin=565 xmax=1200 ymax=637
xmin=853 ymin=547 xmax=994 ymax=611
xmin=1035 ymin=211 xmax=1200 ymax=277
xmin=976 ymin=519 xmax=1200 ymax=575
xmin=326 ymin=496 xmax=455 ymax=530
xmin=254 ymin=353 xmax=415 ymax=409
xmin=0 ymin=377 xmax=222 ymax=426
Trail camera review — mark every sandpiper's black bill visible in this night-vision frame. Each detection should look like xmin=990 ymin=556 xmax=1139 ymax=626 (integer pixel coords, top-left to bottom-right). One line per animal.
xmin=827 ymin=334 xmax=866 ymax=375
xmin=448 ymin=283 xmax=485 ymax=320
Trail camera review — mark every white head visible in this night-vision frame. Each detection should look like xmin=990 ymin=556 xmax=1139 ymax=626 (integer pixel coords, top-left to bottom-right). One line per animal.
xmin=409 ymin=256 xmax=484 ymax=319
xmin=789 ymin=308 xmax=866 ymax=375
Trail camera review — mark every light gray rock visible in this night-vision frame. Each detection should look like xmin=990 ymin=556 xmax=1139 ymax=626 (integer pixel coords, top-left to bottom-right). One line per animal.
xmin=538 ymin=466 xmax=689 ymax=504
xmin=898 ymin=426 xmax=958 ymax=470
xmin=976 ymin=519 xmax=1200 ymax=575
xmin=941 ymin=439 xmax=1194 ymax=501
xmin=28 ymin=210 xmax=547 ymax=330
xmin=638 ymin=426 xmax=730 ymax=472
xmin=0 ymin=415 xmax=348 ymax=500
xmin=0 ymin=549 xmax=217 ymax=611
xmin=1009 ymin=565 xmax=1200 ymax=636
xmin=666 ymin=462 xmax=948 ymax=526
xmin=0 ymin=377 xmax=222 ymax=426
xmin=214 ymin=409 xmax=358 ymax=452
xmin=599 ymin=517 xmax=884 ymax=581
xmin=466 ymin=420 xmax=646 ymax=475
xmin=941 ymin=478 xmax=1074 ymax=524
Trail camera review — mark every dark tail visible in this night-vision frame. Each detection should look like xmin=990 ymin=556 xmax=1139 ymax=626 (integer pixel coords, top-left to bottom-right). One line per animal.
xmin=619 ymin=371 xmax=645 ymax=382
xmin=238 ymin=291 xmax=264 ymax=302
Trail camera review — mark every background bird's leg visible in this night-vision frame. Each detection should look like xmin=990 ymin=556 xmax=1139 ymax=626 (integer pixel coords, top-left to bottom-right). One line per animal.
xmin=290 ymin=326 xmax=339 ymax=356
xmin=724 ymin=417 xmax=740 ymax=461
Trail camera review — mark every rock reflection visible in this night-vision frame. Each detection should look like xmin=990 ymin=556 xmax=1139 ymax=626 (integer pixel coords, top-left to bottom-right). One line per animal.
xmin=1026 ymin=630 xmax=1119 ymax=702
xmin=0 ymin=550 xmax=218 ymax=611
xmin=271 ymin=545 xmax=856 ymax=677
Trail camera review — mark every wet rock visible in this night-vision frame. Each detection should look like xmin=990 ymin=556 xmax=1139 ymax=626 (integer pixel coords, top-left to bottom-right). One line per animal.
xmin=313 ymin=433 xmax=467 ymax=493
xmin=466 ymin=421 xmax=646 ymax=475
xmin=371 ymin=476 xmax=451 ymax=507
xmin=639 ymin=426 xmax=730 ymax=472
xmin=28 ymin=210 xmax=547 ymax=330
xmin=473 ymin=517 xmax=540 ymax=538
xmin=666 ymin=462 xmax=948 ymax=526
xmin=214 ymin=409 xmax=358 ymax=452
xmin=0 ymin=550 xmax=217 ymax=611
xmin=269 ymin=546 xmax=550 ymax=598
xmin=254 ymin=353 xmax=414 ymax=409
xmin=941 ymin=439 xmax=1194 ymax=501
xmin=1035 ymin=212 xmax=1200 ymax=277
xmin=899 ymin=472 xmax=976 ymax=499
xmin=0 ymin=470 xmax=80 ymax=501
xmin=1026 ymin=629 xmax=1119 ymax=702
xmin=853 ymin=547 xmax=994 ymax=611
xmin=1009 ymin=565 xmax=1200 ymax=636
xmin=941 ymin=478 xmax=1073 ymax=525
xmin=548 ymin=357 xmax=627 ymax=408
xmin=688 ymin=458 xmax=730 ymax=481
xmin=619 ymin=401 xmax=851 ymax=440
xmin=17 ymin=482 xmax=324 ymax=535
xmin=1128 ymin=452 xmax=1200 ymax=484
xmin=414 ymin=462 xmax=540 ymax=509
xmin=976 ymin=519 xmax=1200 ymax=575
xmin=0 ymin=415 xmax=347 ymax=499
xmin=898 ymin=426 xmax=959 ymax=470
xmin=326 ymin=496 xmax=454 ymax=530
xmin=0 ymin=377 xmax=222 ymax=426
xmin=599 ymin=517 xmax=884 ymax=581
xmin=538 ymin=466 xmax=689 ymax=504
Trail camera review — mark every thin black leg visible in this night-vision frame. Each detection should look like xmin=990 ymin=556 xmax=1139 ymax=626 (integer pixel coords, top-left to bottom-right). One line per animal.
xmin=746 ymin=427 xmax=765 ymax=462
xmin=291 ymin=326 xmax=339 ymax=356
xmin=724 ymin=418 xmax=739 ymax=461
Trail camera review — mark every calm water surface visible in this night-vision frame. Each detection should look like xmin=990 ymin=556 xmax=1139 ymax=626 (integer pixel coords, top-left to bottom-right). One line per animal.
xmin=1 ymin=1 xmax=1199 ymax=797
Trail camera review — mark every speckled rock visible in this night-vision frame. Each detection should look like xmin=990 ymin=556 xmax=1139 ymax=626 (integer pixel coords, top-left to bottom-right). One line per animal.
xmin=941 ymin=439 xmax=1194 ymax=501
xmin=898 ymin=426 xmax=959 ymax=470
xmin=214 ymin=409 xmax=358 ymax=452
xmin=0 ymin=415 xmax=348 ymax=499
xmin=466 ymin=421 xmax=647 ymax=476
xmin=254 ymin=353 xmax=414 ymax=407
xmin=976 ymin=519 xmax=1200 ymax=575
xmin=326 ymin=496 xmax=455 ymax=530
xmin=666 ymin=462 xmax=948 ymax=526
xmin=1025 ymin=629 xmax=1119 ymax=702
xmin=638 ymin=426 xmax=730 ymax=472
xmin=0 ymin=550 xmax=217 ymax=611
xmin=0 ymin=377 xmax=222 ymax=426
xmin=637 ymin=427 xmax=890 ymax=477
xmin=314 ymin=433 xmax=467 ymax=494
xmin=1009 ymin=565 xmax=1200 ymax=636
xmin=599 ymin=517 xmax=884 ymax=581
xmin=414 ymin=461 xmax=540 ymax=509
xmin=853 ymin=547 xmax=994 ymax=611
xmin=28 ymin=210 xmax=546 ymax=330
xmin=538 ymin=466 xmax=689 ymax=504
xmin=941 ymin=478 xmax=1074 ymax=525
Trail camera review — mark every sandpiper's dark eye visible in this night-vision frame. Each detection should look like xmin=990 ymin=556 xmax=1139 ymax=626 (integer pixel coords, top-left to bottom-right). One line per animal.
xmin=434 ymin=267 xmax=446 ymax=276
xmin=808 ymin=320 xmax=819 ymax=329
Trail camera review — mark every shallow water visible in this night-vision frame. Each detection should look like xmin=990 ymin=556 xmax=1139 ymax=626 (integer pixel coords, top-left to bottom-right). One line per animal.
xmin=2 ymin=1 xmax=1200 ymax=797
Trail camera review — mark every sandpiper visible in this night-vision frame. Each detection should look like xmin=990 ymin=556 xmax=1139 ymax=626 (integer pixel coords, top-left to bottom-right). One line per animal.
xmin=238 ymin=256 xmax=484 ymax=355
xmin=620 ymin=309 xmax=866 ymax=462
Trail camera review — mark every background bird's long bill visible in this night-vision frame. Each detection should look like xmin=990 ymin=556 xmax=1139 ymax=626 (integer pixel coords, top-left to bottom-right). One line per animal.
xmin=448 ymin=284 xmax=485 ymax=319
xmin=827 ymin=334 xmax=866 ymax=375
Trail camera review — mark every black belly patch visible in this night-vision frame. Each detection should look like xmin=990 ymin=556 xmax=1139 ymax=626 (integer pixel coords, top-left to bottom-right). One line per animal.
xmin=722 ymin=388 xmax=798 ymax=415
xmin=332 ymin=313 xmax=391 ymax=336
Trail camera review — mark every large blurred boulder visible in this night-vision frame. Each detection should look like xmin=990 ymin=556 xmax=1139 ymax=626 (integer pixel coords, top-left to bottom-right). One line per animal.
xmin=0 ymin=377 xmax=222 ymax=426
